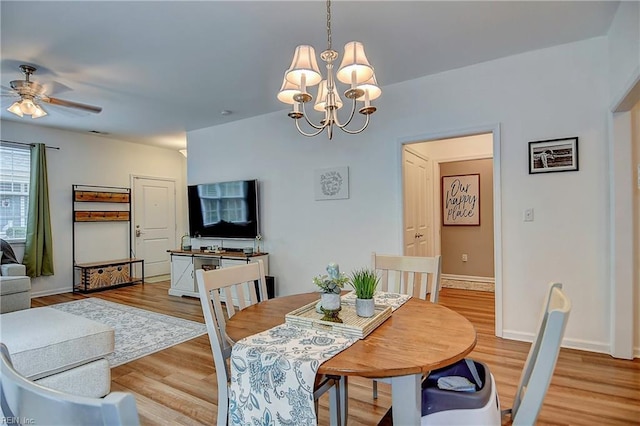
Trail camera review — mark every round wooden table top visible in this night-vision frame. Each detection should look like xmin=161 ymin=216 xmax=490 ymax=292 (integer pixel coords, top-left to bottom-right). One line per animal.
xmin=225 ymin=293 xmax=477 ymax=379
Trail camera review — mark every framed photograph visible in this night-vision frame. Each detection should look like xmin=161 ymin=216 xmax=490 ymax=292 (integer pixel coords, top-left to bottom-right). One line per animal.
xmin=528 ymin=137 xmax=579 ymax=174
xmin=314 ymin=166 xmax=349 ymax=200
xmin=442 ymin=174 xmax=480 ymax=226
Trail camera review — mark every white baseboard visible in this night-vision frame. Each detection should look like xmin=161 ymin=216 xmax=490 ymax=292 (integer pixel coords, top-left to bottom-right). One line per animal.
xmin=502 ymin=330 xmax=611 ymax=355
xmin=634 ymin=346 xmax=640 ymax=359
xmin=441 ymin=275 xmax=495 ymax=292
xmin=145 ymin=274 xmax=171 ymax=283
xmin=441 ymin=274 xmax=495 ymax=283
xmin=31 ymin=286 xmax=73 ymax=298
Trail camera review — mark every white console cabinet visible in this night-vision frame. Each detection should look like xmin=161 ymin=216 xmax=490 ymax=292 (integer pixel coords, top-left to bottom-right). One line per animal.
xmin=168 ymin=250 xmax=269 ymax=298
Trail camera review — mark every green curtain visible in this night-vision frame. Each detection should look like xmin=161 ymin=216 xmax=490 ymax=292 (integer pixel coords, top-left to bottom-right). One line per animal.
xmin=23 ymin=143 xmax=54 ymax=277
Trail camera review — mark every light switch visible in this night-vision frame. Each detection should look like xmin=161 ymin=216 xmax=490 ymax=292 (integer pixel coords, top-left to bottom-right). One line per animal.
xmin=524 ymin=208 xmax=534 ymax=222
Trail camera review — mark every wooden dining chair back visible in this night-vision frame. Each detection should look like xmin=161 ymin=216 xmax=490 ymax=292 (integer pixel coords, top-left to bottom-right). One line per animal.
xmin=370 ymin=253 xmax=442 ymax=399
xmin=196 ymin=260 xmax=344 ymax=425
xmin=372 ymin=253 xmax=442 ymax=303
xmin=506 ymin=282 xmax=572 ymax=425
xmin=0 ymin=343 xmax=140 ymax=426
xmin=196 ymin=260 xmax=268 ymax=426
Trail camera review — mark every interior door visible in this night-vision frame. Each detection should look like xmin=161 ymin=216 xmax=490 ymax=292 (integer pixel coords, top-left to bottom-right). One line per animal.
xmin=133 ymin=176 xmax=176 ymax=278
xmin=403 ymin=148 xmax=432 ymax=257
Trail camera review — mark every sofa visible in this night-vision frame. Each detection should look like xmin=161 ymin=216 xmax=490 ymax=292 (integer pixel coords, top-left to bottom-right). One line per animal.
xmin=0 ymin=307 xmax=115 ymax=397
xmin=0 ymin=240 xmax=114 ymax=397
xmin=0 ymin=261 xmax=31 ymax=314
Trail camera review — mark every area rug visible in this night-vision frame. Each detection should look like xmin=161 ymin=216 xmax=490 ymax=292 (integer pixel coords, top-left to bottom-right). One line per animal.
xmin=51 ymin=298 xmax=207 ymax=367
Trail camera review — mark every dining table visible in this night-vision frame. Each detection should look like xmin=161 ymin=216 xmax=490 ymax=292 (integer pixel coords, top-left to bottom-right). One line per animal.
xmin=225 ymin=292 xmax=477 ymax=425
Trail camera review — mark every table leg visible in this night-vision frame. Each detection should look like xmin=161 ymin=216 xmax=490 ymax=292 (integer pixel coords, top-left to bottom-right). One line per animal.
xmin=340 ymin=376 xmax=348 ymax=425
xmin=391 ymin=374 xmax=421 ymax=424
xmin=327 ymin=375 xmax=347 ymax=425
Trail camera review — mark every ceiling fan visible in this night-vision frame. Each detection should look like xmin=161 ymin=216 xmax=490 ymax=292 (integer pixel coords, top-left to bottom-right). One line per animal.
xmin=3 ymin=64 xmax=102 ymax=119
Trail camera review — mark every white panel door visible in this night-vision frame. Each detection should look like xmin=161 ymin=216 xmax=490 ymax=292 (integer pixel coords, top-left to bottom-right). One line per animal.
xmin=133 ymin=177 xmax=176 ymax=278
xmin=403 ymin=148 xmax=432 ymax=257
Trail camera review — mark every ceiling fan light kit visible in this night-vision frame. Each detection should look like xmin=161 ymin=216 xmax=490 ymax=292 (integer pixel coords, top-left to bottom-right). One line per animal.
xmin=5 ymin=64 xmax=102 ymax=119
xmin=277 ymin=0 xmax=381 ymax=140
xmin=8 ymin=97 xmax=48 ymax=118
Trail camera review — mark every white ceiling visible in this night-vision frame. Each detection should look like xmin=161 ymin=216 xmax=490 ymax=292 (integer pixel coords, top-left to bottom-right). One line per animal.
xmin=0 ymin=1 xmax=619 ymax=150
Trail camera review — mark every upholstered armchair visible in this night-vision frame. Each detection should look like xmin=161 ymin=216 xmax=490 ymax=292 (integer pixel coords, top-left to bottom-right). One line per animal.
xmin=0 ymin=255 xmax=31 ymax=314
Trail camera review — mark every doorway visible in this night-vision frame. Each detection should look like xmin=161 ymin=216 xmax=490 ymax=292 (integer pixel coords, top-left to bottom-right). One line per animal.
xmin=401 ymin=127 xmax=503 ymax=336
xmin=131 ymin=175 xmax=177 ymax=279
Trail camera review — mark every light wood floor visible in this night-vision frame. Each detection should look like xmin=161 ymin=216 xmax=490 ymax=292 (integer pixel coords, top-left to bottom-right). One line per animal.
xmin=31 ymin=282 xmax=640 ymax=425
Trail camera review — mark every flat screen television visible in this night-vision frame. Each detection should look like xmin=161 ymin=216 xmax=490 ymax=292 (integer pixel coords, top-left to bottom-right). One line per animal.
xmin=187 ymin=179 xmax=260 ymax=239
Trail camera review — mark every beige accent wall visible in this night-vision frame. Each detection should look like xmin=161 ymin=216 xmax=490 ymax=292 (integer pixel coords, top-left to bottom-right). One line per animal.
xmin=440 ymin=159 xmax=494 ymax=277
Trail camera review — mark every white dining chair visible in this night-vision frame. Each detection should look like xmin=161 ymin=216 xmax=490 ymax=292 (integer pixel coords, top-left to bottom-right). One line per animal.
xmin=196 ymin=260 xmax=345 ymax=425
xmin=372 ymin=252 xmax=442 ymax=303
xmin=420 ymin=282 xmax=571 ymax=425
xmin=504 ymin=281 xmax=572 ymax=425
xmin=0 ymin=343 xmax=139 ymax=426
xmin=370 ymin=252 xmax=442 ymax=399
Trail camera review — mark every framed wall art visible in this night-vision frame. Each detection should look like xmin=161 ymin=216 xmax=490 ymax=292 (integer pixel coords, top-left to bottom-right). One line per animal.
xmin=314 ymin=166 xmax=349 ymax=200
xmin=528 ymin=137 xmax=579 ymax=174
xmin=442 ymin=174 xmax=480 ymax=226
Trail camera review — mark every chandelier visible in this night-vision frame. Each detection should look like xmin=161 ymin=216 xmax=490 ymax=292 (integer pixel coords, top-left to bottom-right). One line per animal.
xmin=277 ymin=0 xmax=381 ymax=140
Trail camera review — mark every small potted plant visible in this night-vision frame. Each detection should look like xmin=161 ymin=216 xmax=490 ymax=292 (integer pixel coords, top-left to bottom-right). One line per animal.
xmin=350 ymin=268 xmax=380 ymax=317
xmin=313 ymin=262 xmax=348 ymax=314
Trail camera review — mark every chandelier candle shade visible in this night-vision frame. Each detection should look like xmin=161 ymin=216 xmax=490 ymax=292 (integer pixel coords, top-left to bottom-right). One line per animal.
xmin=277 ymin=0 xmax=381 ymax=139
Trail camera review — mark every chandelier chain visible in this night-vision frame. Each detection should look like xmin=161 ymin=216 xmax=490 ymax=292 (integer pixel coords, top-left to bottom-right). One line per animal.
xmin=326 ymin=0 xmax=332 ymax=51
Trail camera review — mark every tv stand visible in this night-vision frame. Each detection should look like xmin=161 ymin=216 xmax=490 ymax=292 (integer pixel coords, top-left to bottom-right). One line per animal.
xmin=168 ymin=249 xmax=269 ymax=298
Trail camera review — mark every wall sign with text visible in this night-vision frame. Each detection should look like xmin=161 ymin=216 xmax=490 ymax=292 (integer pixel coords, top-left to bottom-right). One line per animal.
xmin=442 ymin=174 xmax=480 ymax=226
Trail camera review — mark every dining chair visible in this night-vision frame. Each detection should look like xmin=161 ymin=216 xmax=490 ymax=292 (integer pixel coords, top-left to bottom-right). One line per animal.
xmin=372 ymin=252 xmax=442 ymax=303
xmin=503 ymin=281 xmax=572 ymax=425
xmin=196 ymin=260 xmax=345 ymax=425
xmin=0 ymin=343 xmax=140 ymax=426
xmin=371 ymin=252 xmax=442 ymax=399
xmin=420 ymin=282 xmax=571 ymax=425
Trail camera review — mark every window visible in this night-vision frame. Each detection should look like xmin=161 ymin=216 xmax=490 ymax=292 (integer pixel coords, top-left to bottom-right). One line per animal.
xmin=0 ymin=144 xmax=30 ymax=240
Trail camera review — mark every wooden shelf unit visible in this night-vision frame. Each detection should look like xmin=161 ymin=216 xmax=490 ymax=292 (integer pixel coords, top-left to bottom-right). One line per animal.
xmin=72 ymin=185 xmax=144 ymax=293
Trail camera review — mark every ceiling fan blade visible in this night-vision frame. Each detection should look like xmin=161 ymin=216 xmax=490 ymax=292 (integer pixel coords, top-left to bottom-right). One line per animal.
xmin=40 ymin=81 xmax=73 ymax=96
xmin=41 ymin=96 xmax=102 ymax=113
xmin=1 ymin=85 xmax=17 ymax=95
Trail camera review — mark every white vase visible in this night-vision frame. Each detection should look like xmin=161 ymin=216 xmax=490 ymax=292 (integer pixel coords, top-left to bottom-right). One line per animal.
xmin=355 ymin=298 xmax=375 ymax=317
xmin=321 ymin=293 xmax=341 ymax=310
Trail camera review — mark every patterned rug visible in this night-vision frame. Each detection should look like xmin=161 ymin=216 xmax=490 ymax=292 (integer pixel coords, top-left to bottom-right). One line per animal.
xmin=51 ymin=298 xmax=207 ymax=367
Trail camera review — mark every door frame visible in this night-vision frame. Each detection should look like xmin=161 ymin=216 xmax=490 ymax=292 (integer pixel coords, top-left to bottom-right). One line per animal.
xmin=398 ymin=123 xmax=503 ymax=337
xmin=130 ymin=174 xmax=178 ymax=275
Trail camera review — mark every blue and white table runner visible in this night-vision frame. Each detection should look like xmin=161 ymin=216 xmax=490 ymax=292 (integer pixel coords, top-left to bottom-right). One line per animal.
xmin=228 ymin=292 xmax=410 ymax=425
xmin=341 ymin=290 xmax=411 ymax=311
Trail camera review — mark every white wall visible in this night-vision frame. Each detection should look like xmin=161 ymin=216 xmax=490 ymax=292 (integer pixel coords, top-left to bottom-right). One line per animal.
xmin=409 ymin=134 xmax=493 ymax=160
xmin=188 ymin=37 xmax=612 ymax=353
xmin=607 ymin=0 xmax=639 ymax=358
xmin=1 ymin=120 xmax=187 ymax=296
xmin=608 ymin=1 xmax=639 ymax=106
xmin=633 ymin=101 xmax=640 ymax=356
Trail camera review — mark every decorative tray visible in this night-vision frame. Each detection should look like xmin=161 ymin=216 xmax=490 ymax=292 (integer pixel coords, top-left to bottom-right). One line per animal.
xmin=285 ymin=300 xmax=392 ymax=339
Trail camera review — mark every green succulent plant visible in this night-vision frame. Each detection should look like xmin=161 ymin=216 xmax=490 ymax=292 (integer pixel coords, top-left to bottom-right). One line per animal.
xmin=349 ymin=268 xmax=379 ymax=299
xmin=313 ymin=273 xmax=349 ymax=294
